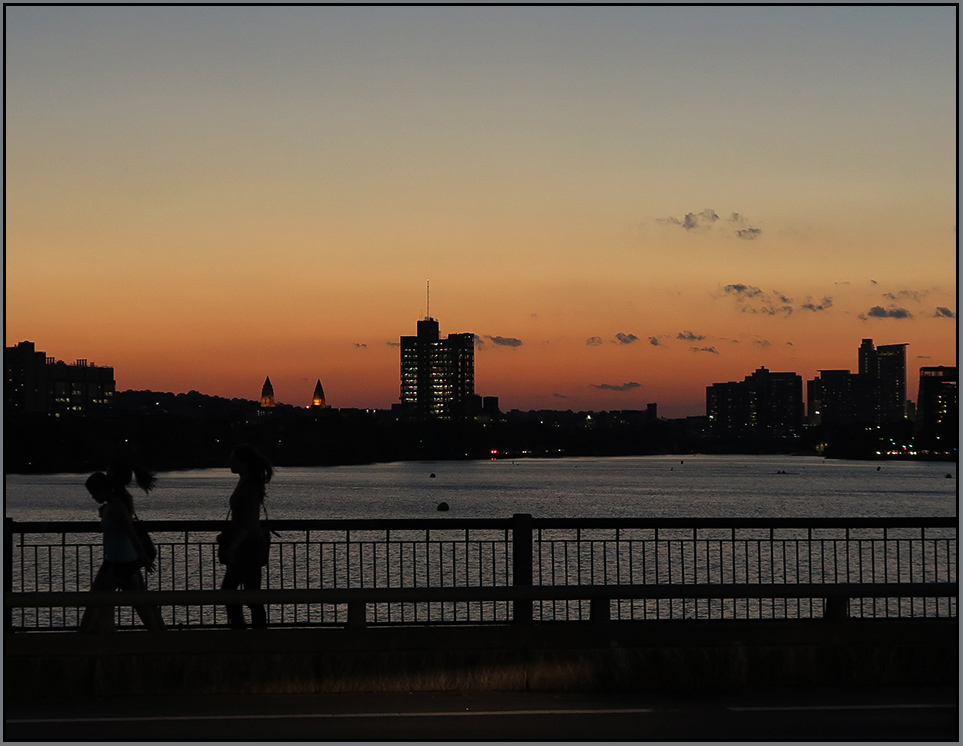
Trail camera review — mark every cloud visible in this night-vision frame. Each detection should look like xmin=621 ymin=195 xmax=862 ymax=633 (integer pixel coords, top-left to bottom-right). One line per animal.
xmin=728 ymin=212 xmax=763 ymax=239
xmin=592 ymin=382 xmax=642 ymax=392
xmin=386 ymin=341 xmax=401 ymax=347
xmin=752 ymin=339 xmax=772 ymax=348
xmin=659 ymin=209 xmax=760 ymax=239
xmin=934 ymin=306 xmax=956 ymax=319
xmin=353 ymin=343 xmax=368 ymax=348
xmin=861 ymin=306 xmax=913 ymax=320
xmin=487 ymin=335 xmax=523 ymax=347
xmin=883 ymin=289 xmax=928 ymax=303
xmin=677 ymin=330 xmax=706 ymax=342
xmin=552 ymin=392 xmax=569 ymax=399
xmin=690 ymin=346 xmax=719 ymax=354
xmin=586 ymin=336 xmax=604 ymax=346
xmin=800 ymin=296 xmax=834 ymax=312
xmin=682 ymin=209 xmax=720 ymax=230
xmin=724 ymin=284 xmax=764 ymax=299
xmin=722 ymin=284 xmax=828 ymax=317
xmin=758 ymin=305 xmax=793 ymax=316
xmin=614 ymin=332 xmax=639 ymax=345
xmin=648 ymin=336 xmax=661 ymax=346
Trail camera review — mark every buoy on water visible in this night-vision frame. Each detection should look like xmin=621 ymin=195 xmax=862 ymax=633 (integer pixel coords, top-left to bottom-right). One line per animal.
xmin=437 ymin=502 xmax=449 ymax=511
xmin=429 ymin=473 xmax=436 ymax=478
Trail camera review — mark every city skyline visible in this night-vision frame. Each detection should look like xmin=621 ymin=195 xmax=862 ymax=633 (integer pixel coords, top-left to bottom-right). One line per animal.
xmin=5 ymin=7 xmax=956 ymax=418
xmin=7 ymin=332 xmax=943 ymax=420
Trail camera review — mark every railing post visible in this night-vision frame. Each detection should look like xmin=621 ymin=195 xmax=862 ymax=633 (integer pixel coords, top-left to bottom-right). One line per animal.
xmin=590 ymin=596 xmax=611 ymax=625
xmin=512 ymin=513 xmax=533 ymax=625
xmin=823 ymin=595 xmax=849 ymax=622
xmin=5 ymin=518 xmax=14 ymax=632
xmin=347 ymin=601 xmax=367 ymax=630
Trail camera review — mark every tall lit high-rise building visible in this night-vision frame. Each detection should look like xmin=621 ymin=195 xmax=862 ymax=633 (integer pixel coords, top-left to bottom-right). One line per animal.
xmin=857 ymin=338 xmax=908 ymax=424
xmin=399 ymin=316 xmax=475 ymax=420
xmin=916 ymin=366 xmax=957 ymax=448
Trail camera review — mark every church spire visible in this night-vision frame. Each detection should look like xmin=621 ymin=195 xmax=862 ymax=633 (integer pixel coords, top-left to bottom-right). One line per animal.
xmin=311 ymin=379 xmax=328 ymax=408
xmin=260 ymin=376 xmax=276 ymax=408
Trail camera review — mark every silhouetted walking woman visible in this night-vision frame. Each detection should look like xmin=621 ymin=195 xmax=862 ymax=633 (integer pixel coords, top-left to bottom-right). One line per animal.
xmin=80 ymin=467 xmax=164 ymax=632
xmin=219 ymin=444 xmax=274 ymax=629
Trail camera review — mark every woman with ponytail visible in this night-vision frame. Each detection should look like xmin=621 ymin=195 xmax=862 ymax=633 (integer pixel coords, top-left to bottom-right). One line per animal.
xmin=80 ymin=466 xmax=164 ymax=632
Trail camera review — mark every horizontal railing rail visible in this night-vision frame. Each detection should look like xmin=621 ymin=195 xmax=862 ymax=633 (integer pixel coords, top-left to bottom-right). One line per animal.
xmin=7 ymin=582 xmax=958 ymax=628
xmin=8 ymin=516 xmax=957 ymax=532
xmin=6 ymin=515 xmax=956 ymax=630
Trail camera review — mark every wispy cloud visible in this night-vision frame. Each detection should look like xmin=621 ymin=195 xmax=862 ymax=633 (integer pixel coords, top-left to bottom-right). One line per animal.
xmin=592 ymin=382 xmax=642 ymax=392
xmin=800 ymin=296 xmax=833 ymax=312
xmin=648 ymin=336 xmax=662 ymax=346
xmin=934 ymin=306 xmax=955 ymax=319
xmin=883 ymin=289 xmax=929 ymax=303
xmin=752 ymin=339 xmax=772 ymax=348
xmin=724 ymin=283 xmax=764 ymax=299
xmin=690 ymin=347 xmax=719 ymax=354
xmin=861 ymin=306 xmax=913 ymax=320
xmin=658 ymin=209 xmax=762 ymax=239
xmin=722 ymin=284 xmax=832 ymax=316
xmin=614 ymin=332 xmax=639 ymax=345
xmin=487 ymin=335 xmax=523 ymax=347
xmin=677 ymin=330 xmax=706 ymax=342
xmin=386 ymin=341 xmax=401 ymax=347
xmin=354 ymin=343 xmax=368 ymax=348
xmin=728 ymin=212 xmax=763 ymax=240
xmin=586 ymin=336 xmax=604 ymax=347
xmin=683 ymin=209 xmax=719 ymax=230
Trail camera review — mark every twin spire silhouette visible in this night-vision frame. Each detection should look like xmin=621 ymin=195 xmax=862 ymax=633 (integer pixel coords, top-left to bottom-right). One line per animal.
xmin=260 ymin=377 xmax=328 ymax=409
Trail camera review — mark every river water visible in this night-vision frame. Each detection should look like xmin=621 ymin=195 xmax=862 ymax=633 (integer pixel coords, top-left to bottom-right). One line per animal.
xmin=5 ymin=454 xmax=957 ymax=522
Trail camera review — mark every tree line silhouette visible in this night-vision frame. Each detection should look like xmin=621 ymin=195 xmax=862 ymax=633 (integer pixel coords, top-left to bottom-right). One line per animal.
xmin=4 ymin=389 xmax=948 ymax=474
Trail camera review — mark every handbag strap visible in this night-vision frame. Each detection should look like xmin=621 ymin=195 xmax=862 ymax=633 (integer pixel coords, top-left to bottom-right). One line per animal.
xmin=260 ymin=500 xmax=280 ymax=538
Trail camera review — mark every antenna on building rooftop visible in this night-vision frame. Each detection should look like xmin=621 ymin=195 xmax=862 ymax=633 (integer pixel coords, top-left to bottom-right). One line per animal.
xmin=426 ymin=279 xmax=431 ymax=320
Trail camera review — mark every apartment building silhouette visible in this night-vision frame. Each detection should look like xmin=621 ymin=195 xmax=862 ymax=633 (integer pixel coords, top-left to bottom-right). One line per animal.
xmin=5 ymin=341 xmax=115 ymax=416
xmin=916 ymin=366 xmax=957 ymax=448
xmin=706 ymin=366 xmax=804 ymax=438
xmin=809 ymin=338 xmax=910 ymax=427
xmin=399 ymin=316 xmax=475 ymax=420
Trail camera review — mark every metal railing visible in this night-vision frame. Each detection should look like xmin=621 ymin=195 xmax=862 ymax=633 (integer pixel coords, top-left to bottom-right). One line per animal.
xmin=5 ymin=516 xmax=956 ymax=631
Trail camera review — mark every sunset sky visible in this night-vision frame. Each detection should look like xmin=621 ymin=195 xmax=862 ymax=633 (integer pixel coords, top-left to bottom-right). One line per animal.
xmin=5 ymin=6 xmax=957 ymax=417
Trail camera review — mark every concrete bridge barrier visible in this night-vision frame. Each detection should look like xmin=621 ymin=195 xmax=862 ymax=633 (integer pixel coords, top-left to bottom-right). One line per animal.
xmin=5 ymin=618 xmax=957 ymax=697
